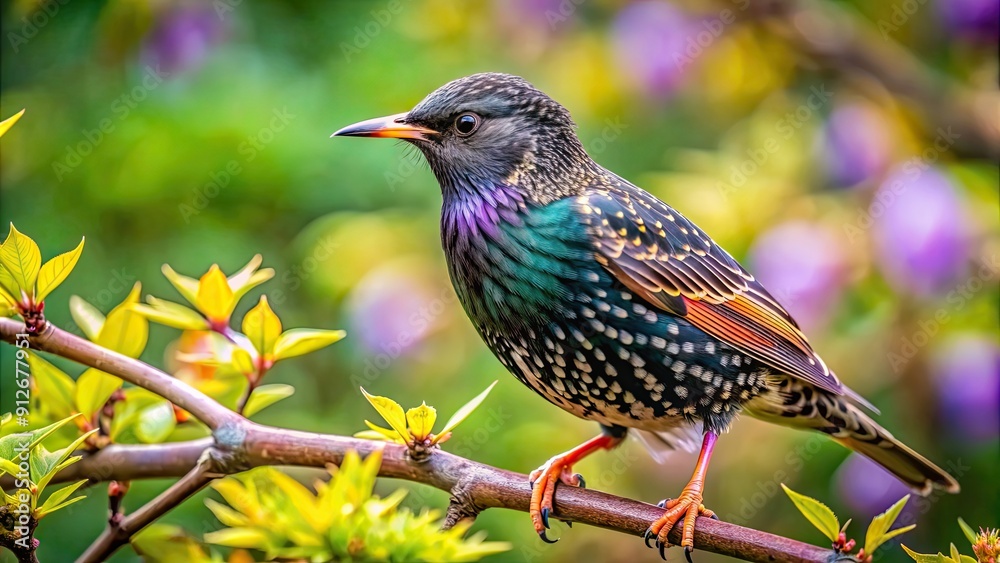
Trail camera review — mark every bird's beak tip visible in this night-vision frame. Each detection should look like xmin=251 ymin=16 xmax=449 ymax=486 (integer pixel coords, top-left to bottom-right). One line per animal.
xmin=331 ymin=112 xmax=437 ymax=140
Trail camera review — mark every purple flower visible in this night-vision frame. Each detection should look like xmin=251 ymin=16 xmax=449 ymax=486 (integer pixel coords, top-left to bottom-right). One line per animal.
xmin=143 ymin=6 xmax=226 ymax=76
xmin=938 ymin=0 xmax=1000 ymax=41
xmin=749 ymin=221 xmax=848 ymax=332
xmin=611 ymin=1 xmax=693 ymax=99
xmin=872 ymin=166 xmax=970 ymax=297
xmin=344 ymin=261 xmax=440 ymax=359
xmin=835 ymin=453 xmax=912 ymax=518
xmin=821 ymin=103 xmax=892 ymax=187
xmin=932 ymin=335 xmax=1000 ymax=443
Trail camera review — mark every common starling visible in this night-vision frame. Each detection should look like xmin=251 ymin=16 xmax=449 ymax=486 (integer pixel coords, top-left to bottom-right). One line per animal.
xmin=333 ymin=73 xmax=960 ymax=555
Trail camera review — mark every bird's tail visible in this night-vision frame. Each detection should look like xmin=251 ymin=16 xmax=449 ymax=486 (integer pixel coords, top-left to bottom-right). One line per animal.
xmin=745 ymin=376 xmax=960 ymax=495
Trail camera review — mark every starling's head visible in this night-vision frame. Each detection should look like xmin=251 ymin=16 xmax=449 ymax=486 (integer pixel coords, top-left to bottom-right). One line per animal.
xmin=333 ymin=73 xmax=591 ymax=202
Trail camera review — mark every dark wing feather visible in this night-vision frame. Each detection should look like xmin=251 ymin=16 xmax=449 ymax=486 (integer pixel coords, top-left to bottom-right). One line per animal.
xmin=577 ymin=182 xmax=876 ymax=411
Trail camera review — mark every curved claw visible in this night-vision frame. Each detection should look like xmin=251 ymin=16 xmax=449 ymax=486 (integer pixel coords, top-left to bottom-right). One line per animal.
xmin=573 ymin=473 xmax=586 ymax=489
xmin=541 ymin=507 xmax=551 ymax=530
xmin=644 ymin=527 xmax=655 ymax=548
xmin=538 ymin=529 xmax=558 ymax=544
xmin=710 ymin=513 xmax=719 ymax=520
xmin=656 ymin=499 xmax=667 ymax=508
xmin=659 ymin=541 xmax=668 ymax=560
xmin=564 ymin=520 xmax=572 ymax=528
xmin=685 ymin=546 xmax=695 ymax=563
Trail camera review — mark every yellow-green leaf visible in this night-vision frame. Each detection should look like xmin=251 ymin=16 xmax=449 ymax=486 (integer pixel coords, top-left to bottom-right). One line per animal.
xmin=75 ymin=368 xmax=123 ymax=420
xmin=242 ymin=296 xmax=281 ymax=356
xmin=0 ymin=265 xmax=18 ymax=306
xmin=204 ymin=527 xmax=271 ymax=549
xmin=161 ymin=264 xmax=199 ymax=305
xmin=96 ymin=283 xmax=147 ymax=357
xmin=197 ymin=264 xmax=235 ymax=322
xmin=865 ymin=494 xmax=911 ymax=554
xmin=243 ymin=384 xmax=294 ymax=417
xmin=360 ymin=387 xmax=409 ymax=442
xmin=406 ymin=402 xmax=437 ymax=440
xmin=0 ymin=224 xmax=41 ymax=294
xmin=228 ymin=254 xmax=275 ymax=302
xmin=902 ymin=545 xmax=954 ymax=563
xmin=272 ymin=328 xmax=345 ymax=361
xmin=231 ymin=347 xmax=255 ymax=375
xmin=436 ymin=380 xmax=498 ymax=440
xmin=133 ymin=297 xmax=209 ymax=331
xmin=28 ymin=353 xmax=76 ymax=420
xmin=0 ymin=109 xmax=24 ymax=138
xmin=36 ymin=479 xmax=87 ymax=517
xmin=361 ymin=420 xmax=405 ymax=442
xmin=134 ymin=401 xmax=176 ymax=443
xmin=781 ymin=484 xmax=840 ymax=542
xmin=205 ymin=498 xmax=250 ymax=527
xmin=957 ymin=518 xmax=977 ymax=544
xmin=69 ymin=296 xmax=105 ymax=340
xmin=35 ymin=237 xmax=85 ymax=301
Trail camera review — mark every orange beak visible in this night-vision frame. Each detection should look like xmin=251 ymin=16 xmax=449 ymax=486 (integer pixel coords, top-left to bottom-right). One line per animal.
xmin=331 ymin=112 xmax=438 ymax=140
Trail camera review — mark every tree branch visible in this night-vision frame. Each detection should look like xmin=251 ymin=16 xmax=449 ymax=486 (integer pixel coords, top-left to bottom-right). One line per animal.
xmin=0 ymin=317 xmax=846 ymax=563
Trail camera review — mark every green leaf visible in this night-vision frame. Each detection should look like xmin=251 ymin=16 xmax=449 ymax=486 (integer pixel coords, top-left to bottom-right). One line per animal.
xmin=28 ymin=353 xmax=77 ymax=420
xmin=0 ymin=109 xmax=25 ymax=138
xmin=0 ymin=223 xmax=41 ymax=294
xmin=272 ymin=328 xmax=345 ymax=361
xmin=33 ymin=428 xmax=96 ymax=496
xmin=35 ymin=237 xmax=85 ymax=301
xmin=242 ymin=384 xmax=294 ymax=417
xmin=242 ymin=295 xmax=282 ymax=356
xmin=865 ymin=494 xmax=911 ymax=554
xmin=435 ymin=380 xmax=498 ymax=440
xmin=781 ymin=483 xmax=840 ymax=542
xmin=406 ymin=402 xmax=437 ymax=440
xmin=133 ymin=297 xmax=209 ymax=331
xmin=69 ymin=296 xmax=105 ymax=340
xmin=96 ymin=282 xmax=148 ymax=357
xmin=360 ymin=387 xmax=410 ymax=442
xmin=36 ymin=479 xmax=87 ymax=517
xmin=134 ymin=401 xmax=176 ymax=443
xmin=75 ymin=368 xmax=122 ymax=421
xmin=957 ymin=518 xmax=977 ymax=545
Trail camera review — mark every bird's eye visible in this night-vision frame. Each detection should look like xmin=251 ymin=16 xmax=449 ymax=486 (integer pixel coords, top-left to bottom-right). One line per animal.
xmin=454 ymin=112 xmax=481 ymax=136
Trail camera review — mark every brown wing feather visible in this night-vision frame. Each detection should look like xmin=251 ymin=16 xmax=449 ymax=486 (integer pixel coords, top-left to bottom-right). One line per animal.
xmin=577 ymin=182 xmax=876 ymax=411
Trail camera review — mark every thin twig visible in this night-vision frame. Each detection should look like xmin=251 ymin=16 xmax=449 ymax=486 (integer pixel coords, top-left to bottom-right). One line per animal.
xmin=76 ymin=455 xmax=216 ymax=563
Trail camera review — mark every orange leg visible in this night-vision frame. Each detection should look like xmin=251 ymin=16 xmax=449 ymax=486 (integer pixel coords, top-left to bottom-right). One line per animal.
xmin=529 ymin=432 xmax=624 ymax=543
xmin=645 ymin=431 xmax=719 ymax=560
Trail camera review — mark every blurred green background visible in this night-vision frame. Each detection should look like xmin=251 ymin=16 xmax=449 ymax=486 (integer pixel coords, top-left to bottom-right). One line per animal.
xmin=1 ymin=0 xmax=997 ymax=561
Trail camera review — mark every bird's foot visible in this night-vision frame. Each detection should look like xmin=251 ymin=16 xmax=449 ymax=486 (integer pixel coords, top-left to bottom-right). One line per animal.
xmin=528 ymin=456 xmax=586 ymax=543
xmin=643 ymin=486 xmax=716 ymax=560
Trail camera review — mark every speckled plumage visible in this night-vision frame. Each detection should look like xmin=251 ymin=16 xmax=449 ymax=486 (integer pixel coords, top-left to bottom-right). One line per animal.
xmin=333 ymin=73 xmax=960 ymax=549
